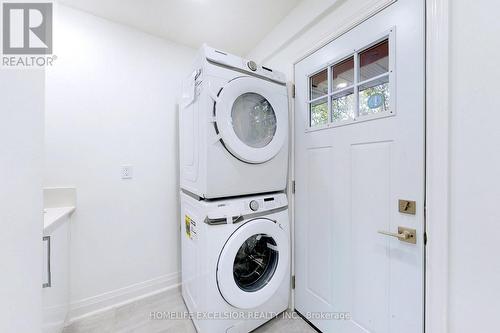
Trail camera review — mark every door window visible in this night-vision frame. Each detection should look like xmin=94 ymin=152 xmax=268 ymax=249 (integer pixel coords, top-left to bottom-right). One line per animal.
xmin=310 ymin=97 xmax=328 ymax=126
xmin=359 ymin=76 xmax=390 ymax=116
xmin=332 ymin=56 xmax=355 ymax=91
xmin=233 ymin=234 xmax=279 ymax=292
xmin=231 ymin=93 xmax=277 ymax=148
xmin=307 ymin=33 xmax=393 ymax=129
xmin=359 ymin=40 xmax=389 ymax=81
xmin=310 ymin=69 xmax=328 ymax=99
xmin=358 ymin=40 xmax=390 ymax=115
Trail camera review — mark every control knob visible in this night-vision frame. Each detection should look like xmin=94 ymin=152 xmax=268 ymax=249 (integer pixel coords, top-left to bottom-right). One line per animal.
xmin=249 ymin=200 xmax=259 ymax=211
xmin=247 ymin=60 xmax=258 ymax=71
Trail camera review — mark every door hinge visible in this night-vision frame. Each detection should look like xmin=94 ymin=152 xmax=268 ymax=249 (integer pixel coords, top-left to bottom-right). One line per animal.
xmin=291 ymin=180 xmax=296 ymax=194
xmin=424 ymin=232 xmax=428 ymax=245
xmin=291 ymin=275 xmax=296 ymax=289
xmin=291 ymin=83 xmax=296 ymax=98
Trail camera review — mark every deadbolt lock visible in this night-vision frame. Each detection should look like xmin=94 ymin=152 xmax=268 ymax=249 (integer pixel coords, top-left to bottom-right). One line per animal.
xmin=399 ymin=199 xmax=416 ymax=215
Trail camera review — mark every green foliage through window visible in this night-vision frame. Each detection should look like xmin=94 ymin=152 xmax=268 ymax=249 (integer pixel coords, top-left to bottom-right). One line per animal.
xmin=310 ymin=100 xmax=328 ymax=126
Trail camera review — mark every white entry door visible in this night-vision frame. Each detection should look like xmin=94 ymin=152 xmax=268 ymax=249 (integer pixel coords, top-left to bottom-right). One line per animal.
xmin=294 ymin=1 xmax=425 ymax=332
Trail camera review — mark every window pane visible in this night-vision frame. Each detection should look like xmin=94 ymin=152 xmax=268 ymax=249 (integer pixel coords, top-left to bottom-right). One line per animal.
xmin=331 ymin=89 xmax=354 ymax=122
xmin=359 ymin=75 xmax=390 ymax=116
xmin=332 ymin=57 xmax=354 ymax=91
xmin=310 ymin=69 xmax=328 ymax=99
xmin=359 ymin=39 xmax=389 ymax=81
xmin=310 ymin=98 xmax=328 ymax=126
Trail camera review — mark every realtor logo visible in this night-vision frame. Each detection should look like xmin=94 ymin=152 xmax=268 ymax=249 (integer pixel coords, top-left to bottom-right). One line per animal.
xmin=2 ymin=2 xmax=53 ymax=54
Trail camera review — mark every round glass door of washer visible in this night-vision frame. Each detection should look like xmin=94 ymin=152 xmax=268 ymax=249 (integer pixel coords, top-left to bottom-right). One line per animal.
xmin=233 ymin=234 xmax=279 ymax=292
xmin=216 ymin=218 xmax=289 ymax=309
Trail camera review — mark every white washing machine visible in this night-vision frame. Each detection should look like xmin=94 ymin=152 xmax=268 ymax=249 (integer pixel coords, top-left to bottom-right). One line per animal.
xmin=181 ymin=191 xmax=290 ymax=333
xmin=179 ymin=45 xmax=289 ymax=199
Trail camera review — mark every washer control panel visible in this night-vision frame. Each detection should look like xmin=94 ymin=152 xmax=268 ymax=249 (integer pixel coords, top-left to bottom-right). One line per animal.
xmin=243 ymin=194 xmax=287 ymax=214
xmin=206 ymin=193 xmax=287 ymax=224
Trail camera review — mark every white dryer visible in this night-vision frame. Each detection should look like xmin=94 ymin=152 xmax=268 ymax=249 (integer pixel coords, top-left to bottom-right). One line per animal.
xmin=179 ymin=45 xmax=289 ymax=199
xmin=181 ymin=191 xmax=290 ymax=333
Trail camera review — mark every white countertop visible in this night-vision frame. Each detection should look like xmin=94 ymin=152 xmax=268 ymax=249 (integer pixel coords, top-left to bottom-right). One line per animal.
xmin=43 ymin=206 xmax=75 ymax=234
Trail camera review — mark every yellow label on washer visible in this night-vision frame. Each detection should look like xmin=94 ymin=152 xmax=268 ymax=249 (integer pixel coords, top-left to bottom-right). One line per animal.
xmin=185 ymin=215 xmax=191 ymax=238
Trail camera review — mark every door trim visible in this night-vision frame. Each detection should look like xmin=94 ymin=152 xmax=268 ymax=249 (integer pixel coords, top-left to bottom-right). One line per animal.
xmin=425 ymin=0 xmax=450 ymax=332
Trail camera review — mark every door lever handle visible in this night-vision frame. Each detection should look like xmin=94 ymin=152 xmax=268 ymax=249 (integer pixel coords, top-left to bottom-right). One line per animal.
xmin=378 ymin=226 xmax=416 ymax=244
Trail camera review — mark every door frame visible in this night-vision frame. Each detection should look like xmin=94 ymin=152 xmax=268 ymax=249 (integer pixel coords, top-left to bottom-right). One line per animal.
xmin=423 ymin=0 xmax=450 ymax=332
xmin=288 ymin=0 xmax=450 ymax=332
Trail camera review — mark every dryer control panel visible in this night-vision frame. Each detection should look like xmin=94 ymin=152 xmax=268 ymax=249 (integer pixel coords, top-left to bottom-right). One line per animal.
xmin=202 ymin=44 xmax=286 ymax=84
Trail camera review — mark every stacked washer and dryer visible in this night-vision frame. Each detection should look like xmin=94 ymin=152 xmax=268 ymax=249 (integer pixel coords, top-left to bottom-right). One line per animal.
xmin=179 ymin=45 xmax=290 ymax=333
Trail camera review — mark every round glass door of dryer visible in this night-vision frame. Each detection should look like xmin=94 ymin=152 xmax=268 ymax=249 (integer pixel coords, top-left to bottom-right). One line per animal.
xmin=217 ymin=218 xmax=289 ymax=309
xmin=231 ymin=93 xmax=277 ymax=149
xmin=214 ymin=76 xmax=287 ymax=164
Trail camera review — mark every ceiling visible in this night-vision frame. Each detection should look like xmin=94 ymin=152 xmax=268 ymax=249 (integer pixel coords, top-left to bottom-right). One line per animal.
xmin=58 ymin=0 xmax=302 ymax=56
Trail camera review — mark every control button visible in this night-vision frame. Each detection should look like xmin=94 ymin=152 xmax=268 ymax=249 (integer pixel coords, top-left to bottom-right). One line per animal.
xmin=249 ymin=200 xmax=259 ymax=211
xmin=247 ymin=61 xmax=258 ymax=71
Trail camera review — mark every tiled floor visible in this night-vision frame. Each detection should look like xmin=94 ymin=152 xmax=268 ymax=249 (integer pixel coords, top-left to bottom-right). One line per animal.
xmin=63 ymin=289 xmax=317 ymax=333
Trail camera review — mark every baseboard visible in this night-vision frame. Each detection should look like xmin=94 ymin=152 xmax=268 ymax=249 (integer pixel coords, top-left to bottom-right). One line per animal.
xmin=67 ymin=271 xmax=180 ymax=322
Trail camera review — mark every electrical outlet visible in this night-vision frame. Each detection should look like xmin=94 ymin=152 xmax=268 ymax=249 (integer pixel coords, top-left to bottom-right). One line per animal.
xmin=121 ymin=165 xmax=133 ymax=179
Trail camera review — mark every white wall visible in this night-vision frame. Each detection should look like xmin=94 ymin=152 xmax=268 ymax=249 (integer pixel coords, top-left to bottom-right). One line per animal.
xmin=448 ymin=1 xmax=500 ymax=332
xmin=0 ymin=70 xmax=44 ymax=332
xmin=44 ymin=5 xmax=196 ymax=318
